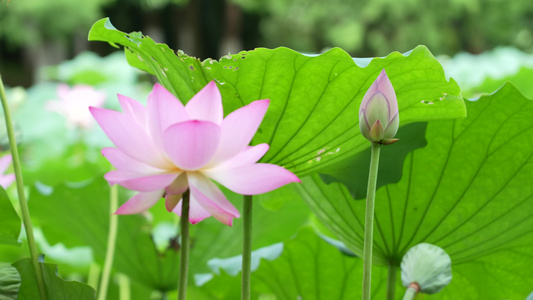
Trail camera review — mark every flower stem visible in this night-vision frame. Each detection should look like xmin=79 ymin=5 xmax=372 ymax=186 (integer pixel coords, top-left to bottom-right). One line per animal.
xmin=386 ymin=263 xmax=397 ymax=300
xmin=241 ymin=195 xmax=253 ymax=300
xmin=402 ymin=285 xmax=419 ymax=300
xmin=362 ymin=142 xmax=382 ymax=300
xmin=98 ymin=184 xmax=118 ymax=300
xmin=0 ymin=74 xmax=48 ymax=300
xmin=178 ymin=190 xmax=190 ymax=300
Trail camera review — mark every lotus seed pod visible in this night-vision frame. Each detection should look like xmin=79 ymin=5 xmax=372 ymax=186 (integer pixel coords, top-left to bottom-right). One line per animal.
xmin=401 ymin=243 xmax=452 ymax=294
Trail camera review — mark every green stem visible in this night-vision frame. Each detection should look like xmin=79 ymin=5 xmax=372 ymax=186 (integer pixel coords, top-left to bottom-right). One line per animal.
xmin=386 ymin=263 xmax=397 ymax=300
xmin=118 ymin=274 xmax=131 ymax=300
xmin=178 ymin=190 xmax=190 ymax=300
xmin=97 ymin=184 xmax=118 ymax=300
xmin=0 ymin=74 xmax=47 ymax=300
xmin=87 ymin=263 xmax=101 ymax=290
xmin=362 ymin=142 xmax=382 ymax=300
xmin=241 ymin=195 xmax=253 ymax=300
xmin=402 ymin=286 xmax=418 ymax=300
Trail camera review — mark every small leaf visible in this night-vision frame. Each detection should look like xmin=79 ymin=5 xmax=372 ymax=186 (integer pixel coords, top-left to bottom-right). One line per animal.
xmin=0 ymin=263 xmax=20 ymax=300
xmin=12 ymin=258 xmax=95 ymax=300
xmin=0 ymin=186 xmax=20 ymax=246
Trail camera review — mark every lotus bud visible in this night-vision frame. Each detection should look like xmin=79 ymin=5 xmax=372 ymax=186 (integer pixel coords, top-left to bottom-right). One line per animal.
xmin=401 ymin=243 xmax=452 ymax=294
xmin=359 ymin=69 xmax=399 ymax=144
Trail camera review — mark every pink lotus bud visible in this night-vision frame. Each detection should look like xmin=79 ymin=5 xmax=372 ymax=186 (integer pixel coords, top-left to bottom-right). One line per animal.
xmin=359 ymin=69 xmax=399 ymax=144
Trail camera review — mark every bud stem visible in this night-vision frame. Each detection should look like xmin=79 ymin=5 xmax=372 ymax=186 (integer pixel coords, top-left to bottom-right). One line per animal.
xmin=362 ymin=142 xmax=382 ymax=300
xmin=402 ymin=283 xmax=420 ymax=300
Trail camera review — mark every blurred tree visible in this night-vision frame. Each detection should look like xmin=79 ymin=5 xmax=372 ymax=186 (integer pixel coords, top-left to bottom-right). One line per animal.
xmin=0 ymin=0 xmax=110 ymax=48
xmin=0 ymin=0 xmax=190 ymax=86
xmin=0 ymin=0 xmax=114 ymax=83
xmin=232 ymin=0 xmax=533 ymax=56
xmin=1 ymin=0 xmax=532 ymax=86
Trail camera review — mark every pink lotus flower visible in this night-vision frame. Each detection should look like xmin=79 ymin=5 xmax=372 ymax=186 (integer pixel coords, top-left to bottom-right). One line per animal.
xmin=90 ymin=82 xmax=300 ymax=225
xmin=0 ymin=154 xmax=15 ymax=189
xmin=359 ymin=69 xmax=399 ymax=145
xmin=47 ymin=84 xmax=106 ymax=129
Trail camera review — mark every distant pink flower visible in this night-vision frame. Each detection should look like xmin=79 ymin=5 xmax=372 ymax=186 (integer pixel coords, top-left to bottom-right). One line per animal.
xmin=0 ymin=154 xmax=15 ymax=189
xmin=47 ymin=84 xmax=106 ymax=129
xmin=90 ymin=82 xmax=300 ymax=225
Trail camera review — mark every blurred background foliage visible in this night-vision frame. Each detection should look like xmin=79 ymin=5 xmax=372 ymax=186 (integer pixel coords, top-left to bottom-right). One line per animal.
xmin=1 ymin=0 xmax=533 ymax=87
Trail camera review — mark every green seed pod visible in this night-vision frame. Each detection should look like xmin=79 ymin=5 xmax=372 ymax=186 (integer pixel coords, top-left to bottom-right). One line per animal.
xmin=401 ymin=243 xmax=452 ymax=294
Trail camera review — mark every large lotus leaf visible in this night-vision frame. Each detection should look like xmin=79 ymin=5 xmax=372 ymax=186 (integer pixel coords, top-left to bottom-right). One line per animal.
xmin=297 ymin=83 xmax=533 ymax=298
xmin=319 ymin=122 xmax=428 ymax=200
xmin=0 ymin=187 xmax=20 ymax=246
xmin=12 ymin=258 xmax=95 ymax=300
xmin=89 ymin=18 xmax=465 ymax=176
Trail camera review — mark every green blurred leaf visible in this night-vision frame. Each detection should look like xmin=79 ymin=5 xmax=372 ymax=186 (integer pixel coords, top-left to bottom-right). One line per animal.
xmin=189 ymin=184 xmax=310 ymax=274
xmin=297 ymin=83 xmax=533 ymax=298
xmin=89 ymin=18 xmax=466 ymax=176
xmin=0 ymin=186 xmax=20 ymax=246
xmin=28 ymin=179 xmax=109 ymax=257
xmin=104 ymin=274 xmax=153 ymax=300
xmin=187 ymin=270 xmax=245 ymax=300
xmin=42 ymin=51 xmax=139 ymax=86
xmin=28 ymin=178 xmax=180 ymax=291
xmin=28 ymin=176 xmax=308 ymax=292
xmin=23 ymin=143 xmax=108 ymax=186
xmin=12 ymin=258 xmax=95 ymax=300
xmin=471 ymin=67 xmax=533 ymax=99
xmin=0 ymin=263 xmax=20 ymax=300
xmin=440 ymin=47 xmax=533 ymax=99
xmin=113 ymin=214 xmax=181 ymax=292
